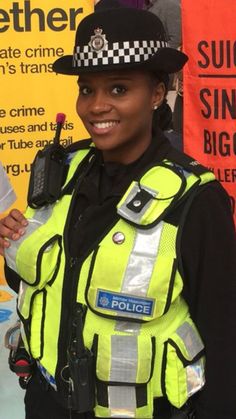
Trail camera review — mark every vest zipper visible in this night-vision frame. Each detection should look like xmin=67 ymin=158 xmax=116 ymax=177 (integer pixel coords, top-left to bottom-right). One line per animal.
xmin=55 ymin=254 xmax=83 ymax=398
xmin=70 ymin=256 xmax=76 ymax=269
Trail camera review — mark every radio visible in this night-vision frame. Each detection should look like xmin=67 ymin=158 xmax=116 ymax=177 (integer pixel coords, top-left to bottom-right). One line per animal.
xmin=27 ymin=113 xmax=68 ymax=208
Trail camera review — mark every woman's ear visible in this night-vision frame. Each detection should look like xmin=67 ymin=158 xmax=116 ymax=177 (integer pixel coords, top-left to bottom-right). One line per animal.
xmin=152 ymin=81 xmax=166 ymax=110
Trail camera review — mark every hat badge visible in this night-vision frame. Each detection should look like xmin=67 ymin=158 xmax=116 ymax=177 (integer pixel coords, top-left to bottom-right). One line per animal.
xmin=89 ymin=28 xmax=108 ymax=53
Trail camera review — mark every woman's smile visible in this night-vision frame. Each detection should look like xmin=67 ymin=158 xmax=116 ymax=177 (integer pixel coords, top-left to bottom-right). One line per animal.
xmin=90 ymin=120 xmax=120 ymax=135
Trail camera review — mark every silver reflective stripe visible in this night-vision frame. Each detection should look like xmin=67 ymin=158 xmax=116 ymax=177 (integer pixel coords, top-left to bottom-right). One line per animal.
xmin=115 ymin=222 xmax=163 ymax=331
xmin=182 ymin=169 xmax=192 ymax=179
xmin=33 ymin=206 xmax=53 ymax=224
xmin=176 ymin=322 xmax=205 ymax=397
xmin=186 ymin=359 xmax=205 ymax=397
xmin=122 ymin=221 xmax=163 ymax=294
xmin=4 ymin=206 xmax=53 ymax=272
xmin=20 ymin=321 xmax=27 ymax=346
xmin=108 ymin=335 xmax=137 ymax=417
xmin=115 ymin=321 xmax=141 ymax=334
xmin=110 ymin=335 xmax=138 ymax=382
xmin=108 ymin=386 xmax=136 ymax=418
xmin=18 ymin=281 xmax=29 ymax=313
xmin=117 ymin=183 xmax=157 ymax=224
xmin=176 ymin=322 xmax=204 ymax=359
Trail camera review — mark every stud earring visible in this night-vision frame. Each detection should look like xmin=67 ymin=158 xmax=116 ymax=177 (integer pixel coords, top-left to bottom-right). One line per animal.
xmin=153 ymin=104 xmax=158 ymax=110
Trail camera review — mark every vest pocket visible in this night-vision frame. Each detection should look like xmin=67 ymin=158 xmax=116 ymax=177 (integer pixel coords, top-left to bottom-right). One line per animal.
xmin=17 ymin=233 xmax=62 ymax=288
xmin=93 ymin=333 xmax=155 ymax=418
xmin=162 ymin=319 xmax=205 ymax=408
xmin=18 ymin=284 xmax=46 ymax=359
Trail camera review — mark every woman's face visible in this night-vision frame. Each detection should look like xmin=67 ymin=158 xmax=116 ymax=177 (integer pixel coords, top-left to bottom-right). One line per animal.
xmin=76 ymin=69 xmax=165 ymax=163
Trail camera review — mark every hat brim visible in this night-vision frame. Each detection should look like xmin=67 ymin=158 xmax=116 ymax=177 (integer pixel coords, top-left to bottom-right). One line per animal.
xmin=52 ymin=48 xmax=188 ymax=76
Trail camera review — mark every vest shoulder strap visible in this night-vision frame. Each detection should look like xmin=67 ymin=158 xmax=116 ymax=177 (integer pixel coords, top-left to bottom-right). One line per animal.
xmin=117 ymin=153 xmax=214 ymax=228
xmin=61 ymin=142 xmax=94 ymax=197
xmin=65 ymin=138 xmax=92 ymax=153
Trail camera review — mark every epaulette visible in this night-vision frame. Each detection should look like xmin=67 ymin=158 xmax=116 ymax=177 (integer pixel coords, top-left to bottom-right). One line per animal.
xmin=166 ymin=146 xmax=209 ymax=177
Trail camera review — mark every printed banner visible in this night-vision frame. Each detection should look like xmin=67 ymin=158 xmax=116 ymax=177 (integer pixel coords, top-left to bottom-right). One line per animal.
xmin=182 ymin=0 xmax=236 ymax=225
xmin=0 ymin=0 xmax=94 ymax=283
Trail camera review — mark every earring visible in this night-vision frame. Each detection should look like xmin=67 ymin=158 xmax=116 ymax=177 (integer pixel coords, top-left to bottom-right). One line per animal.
xmin=153 ymin=104 xmax=158 ymax=110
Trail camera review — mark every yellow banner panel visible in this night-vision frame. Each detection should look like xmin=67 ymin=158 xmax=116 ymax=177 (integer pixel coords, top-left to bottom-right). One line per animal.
xmin=0 ymin=0 xmax=94 ymax=283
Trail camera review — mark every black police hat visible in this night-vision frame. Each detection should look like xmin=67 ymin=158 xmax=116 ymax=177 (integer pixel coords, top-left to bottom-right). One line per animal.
xmin=52 ymin=8 xmax=188 ymax=75
xmin=95 ymin=0 xmax=125 ymax=10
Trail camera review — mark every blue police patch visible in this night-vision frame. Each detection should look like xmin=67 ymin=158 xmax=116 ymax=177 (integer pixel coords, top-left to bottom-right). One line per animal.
xmin=96 ymin=290 xmax=154 ymax=317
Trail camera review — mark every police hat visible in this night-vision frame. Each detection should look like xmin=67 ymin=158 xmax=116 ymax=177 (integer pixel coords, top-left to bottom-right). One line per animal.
xmin=52 ymin=7 xmax=188 ymax=75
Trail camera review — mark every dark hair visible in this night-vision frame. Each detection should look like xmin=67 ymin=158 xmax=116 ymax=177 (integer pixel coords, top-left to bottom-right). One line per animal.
xmin=152 ymin=99 xmax=173 ymax=131
xmin=149 ymin=71 xmax=172 ymax=131
xmin=152 ymin=71 xmax=169 ymax=92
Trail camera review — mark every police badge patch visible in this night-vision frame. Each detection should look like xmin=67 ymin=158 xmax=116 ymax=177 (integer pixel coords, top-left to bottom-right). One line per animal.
xmin=89 ymin=28 xmax=108 ymax=52
xmin=96 ymin=289 xmax=154 ymax=317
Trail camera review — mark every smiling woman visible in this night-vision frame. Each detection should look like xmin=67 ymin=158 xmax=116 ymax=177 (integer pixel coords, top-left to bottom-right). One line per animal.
xmin=1 ymin=4 xmax=236 ymax=419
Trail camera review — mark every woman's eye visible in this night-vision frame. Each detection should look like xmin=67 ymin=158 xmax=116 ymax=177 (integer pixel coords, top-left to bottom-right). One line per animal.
xmin=112 ymin=85 xmax=127 ymax=95
xmin=79 ymin=86 xmax=92 ymax=95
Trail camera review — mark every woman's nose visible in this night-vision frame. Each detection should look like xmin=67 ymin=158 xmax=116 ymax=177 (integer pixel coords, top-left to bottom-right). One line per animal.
xmin=90 ymin=92 xmax=112 ymax=114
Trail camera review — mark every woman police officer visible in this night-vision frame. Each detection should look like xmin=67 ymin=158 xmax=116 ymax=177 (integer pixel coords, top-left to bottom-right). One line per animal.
xmin=1 ymin=6 xmax=236 ymax=419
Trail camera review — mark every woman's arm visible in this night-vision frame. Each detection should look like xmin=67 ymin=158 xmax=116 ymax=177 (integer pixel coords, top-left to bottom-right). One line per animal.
xmin=181 ymin=182 xmax=236 ymax=419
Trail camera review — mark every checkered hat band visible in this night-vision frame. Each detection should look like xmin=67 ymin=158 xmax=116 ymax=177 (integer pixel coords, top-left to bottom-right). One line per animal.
xmin=73 ymin=40 xmax=168 ymax=68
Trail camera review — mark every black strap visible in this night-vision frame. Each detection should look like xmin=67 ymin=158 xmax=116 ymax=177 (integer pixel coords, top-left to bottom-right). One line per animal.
xmin=60 ymin=148 xmax=95 ymax=198
xmin=65 ymin=138 xmax=92 ymax=153
xmin=167 ymin=147 xmax=210 ymax=177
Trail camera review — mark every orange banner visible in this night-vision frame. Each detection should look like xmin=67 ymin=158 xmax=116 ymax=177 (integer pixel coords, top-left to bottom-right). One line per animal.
xmin=182 ymin=0 xmax=236 ymax=225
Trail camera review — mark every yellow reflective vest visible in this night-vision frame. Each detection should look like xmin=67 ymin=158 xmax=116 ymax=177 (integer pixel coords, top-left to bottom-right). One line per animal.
xmin=7 ymin=143 xmax=215 ymax=418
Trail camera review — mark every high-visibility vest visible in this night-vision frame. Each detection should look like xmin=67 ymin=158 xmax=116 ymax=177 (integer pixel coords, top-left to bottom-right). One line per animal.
xmin=7 ymin=144 xmax=215 ymax=418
